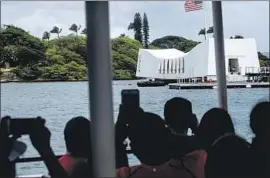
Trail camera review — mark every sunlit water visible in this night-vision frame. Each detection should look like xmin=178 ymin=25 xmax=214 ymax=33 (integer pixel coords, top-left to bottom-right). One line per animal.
xmin=1 ymin=80 xmax=269 ymax=175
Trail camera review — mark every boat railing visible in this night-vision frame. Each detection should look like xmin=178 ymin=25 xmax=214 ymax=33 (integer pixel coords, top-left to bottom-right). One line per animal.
xmin=17 ymin=175 xmax=50 ymax=178
xmin=14 ymin=149 xmax=133 ymax=163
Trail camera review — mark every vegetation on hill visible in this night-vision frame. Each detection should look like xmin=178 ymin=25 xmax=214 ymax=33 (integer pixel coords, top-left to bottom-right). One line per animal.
xmin=0 ymin=25 xmax=154 ymax=81
xmin=258 ymin=52 xmax=270 ymax=67
xmin=151 ymin=36 xmax=200 ymax=52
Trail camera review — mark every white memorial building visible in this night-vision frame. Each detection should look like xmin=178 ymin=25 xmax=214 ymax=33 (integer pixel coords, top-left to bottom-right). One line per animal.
xmin=136 ymin=38 xmax=260 ymax=82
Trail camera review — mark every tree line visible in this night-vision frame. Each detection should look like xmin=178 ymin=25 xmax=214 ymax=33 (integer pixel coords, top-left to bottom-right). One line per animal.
xmin=42 ymin=24 xmax=87 ymax=41
xmin=0 ymin=25 xmax=157 ymax=81
xmin=197 ymin=26 xmax=245 ymax=40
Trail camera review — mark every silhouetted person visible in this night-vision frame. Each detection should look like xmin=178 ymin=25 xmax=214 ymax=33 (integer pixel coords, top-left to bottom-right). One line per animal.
xmin=117 ymin=112 xmax=194 ymax=178
xmin=249 ymin=101 xmax=270 ymax=177
xmin=0 ymin=117 xmax=16 ymax=178
xmin=59 ymin=116 xmax=92 ymax=177
xmin=0 ymin=116 xmax=69 ymax=178
xmin=164 ymin=97 xmax=198 ymax=159
xmin=115 ymin=105 xmax=144 ymax=169
xmin=188 ymin=108 xmax=235 ymax=178
xmin=196 ymin=108 xmax=235 ymax=152
xmin=205 ymin=134 xmax=251 ymax=178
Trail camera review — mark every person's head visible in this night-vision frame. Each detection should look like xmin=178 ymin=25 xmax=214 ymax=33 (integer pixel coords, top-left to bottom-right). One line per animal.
xmin=164 ymin=97 xmax=195 ymax=134
xmin=205 ymin=134 xmax=251 ymax=178
xmin=250 ymin=101 xmax=270 ymax=138
xmin=64 ymin=116 xmax=91 ymax=158
xmin=196 ymin=108 xmax=235 ymax=150
xmin=129 ymin=112 xmax=169 ymax=165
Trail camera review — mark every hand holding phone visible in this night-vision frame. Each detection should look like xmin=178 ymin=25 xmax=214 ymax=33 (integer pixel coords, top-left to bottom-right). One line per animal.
xmin=0 ymin=116 xmax=45 ymax=136
xmin=121 ymin=89 xmax=140 ymax=122
xmin=121 ymin=89 xmax=140 ymax=109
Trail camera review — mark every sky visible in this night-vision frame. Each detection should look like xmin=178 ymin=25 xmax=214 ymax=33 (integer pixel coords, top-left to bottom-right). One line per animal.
xmin=1 ymin=1 xmax=269 ymax=52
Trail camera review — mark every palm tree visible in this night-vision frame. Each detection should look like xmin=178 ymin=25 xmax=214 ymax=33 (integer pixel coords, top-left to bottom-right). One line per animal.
xmin=229 ymin=35 xmax=244 ymax=39
xmin=50 ymin=26 xmax=62 ymax=39
xmin=207 ymin=26 xmax=213 ymax=34
xmin=69 ymin=23 xmax=81 ymax=36
xmin=120 ymin=33 xmax=126 ymax=37
xmin=199 ymin=26 xmax=214 ymax=40
xmin=81 ymin=28 xmax=87 ymax=35
xmin=198 ymin=28 xmax=206 ymax=40
xmin=42 ymin=31 xmax=50 ymax=41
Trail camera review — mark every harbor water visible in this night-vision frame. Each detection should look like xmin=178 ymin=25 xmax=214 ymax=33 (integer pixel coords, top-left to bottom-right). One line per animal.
xmin=0 ymin=80 xmax=269 ymax=175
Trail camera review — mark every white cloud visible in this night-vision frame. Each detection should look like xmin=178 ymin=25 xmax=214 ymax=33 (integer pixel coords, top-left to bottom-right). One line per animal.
xmin=1 ymin=1 xmax=269 ymax=52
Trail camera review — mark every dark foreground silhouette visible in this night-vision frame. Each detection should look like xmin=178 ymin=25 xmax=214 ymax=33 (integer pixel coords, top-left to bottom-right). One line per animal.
xmin=1 ymin=99 xmax=269 ymax=178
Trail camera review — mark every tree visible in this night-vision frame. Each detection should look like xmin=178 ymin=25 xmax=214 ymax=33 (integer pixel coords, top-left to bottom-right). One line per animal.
xmin=258 ymin=52 xmax=269 ymax=61
xmin=198 ymin=26 xmax=213 ymax=40
xmin=120 ymin=33 xmax=126 ymax=37
xmin=3 ymin=45 xmax=18 ymax=67
xmin=128 ymin=13 xmax=143 ymax=44
xmin=81 ymin=28 xmax=87 ymax=35
xmin=151 ymin=36 xmax=200 ymax=52
xmin=142 ymin=13 xmax=150 ymax=48
xmin=69 ymin=23 xmax=81 ymax=36
xmin=16 ymin=46 xmax=46 ymax=67
xmin=234 ymin=35 xmax=244 ymax=39
xmin=2 ymin=25 xmax=44 ymax=51
xmin=50 ymin=26 xmax=62 ymax=39
xmin=207 ymin=26 xmax=214 ymax=34
xmin=229 ymin=35 xmax=244 ymax=39
xmin=42 ymin=31 xmax=50 ymax=41
xmin=198 ymin=28 xmax=206 ymax=40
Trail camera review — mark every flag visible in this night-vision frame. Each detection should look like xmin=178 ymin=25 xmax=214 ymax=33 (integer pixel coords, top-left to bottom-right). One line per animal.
xmin=184 ymin=0 xmax=203 ymax=12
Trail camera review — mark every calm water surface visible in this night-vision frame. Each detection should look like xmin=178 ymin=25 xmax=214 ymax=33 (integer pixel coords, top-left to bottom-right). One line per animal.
xmin=1 ymin=80 xmax=269 ymax=175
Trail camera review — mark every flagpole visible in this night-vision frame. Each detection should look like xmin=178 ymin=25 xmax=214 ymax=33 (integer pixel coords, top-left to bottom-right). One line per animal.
xmin=204 ymin=1 xmax=208 ymax=41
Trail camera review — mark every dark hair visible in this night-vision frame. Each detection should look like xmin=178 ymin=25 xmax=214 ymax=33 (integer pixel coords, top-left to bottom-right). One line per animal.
xmin=196 ymin=108 xmax=235 ymax=150
xmin=250 ymin=101 xmax=270 ymax=136
xmin=164 ymin=97 xmax=192 ymax=133
xmin=129 ymin=112 xmax=168 ymax=164
xmin=64 ymin=116 xmax=91 ymax=157
xmin=205 ymin=134 xmax=250 ymax=178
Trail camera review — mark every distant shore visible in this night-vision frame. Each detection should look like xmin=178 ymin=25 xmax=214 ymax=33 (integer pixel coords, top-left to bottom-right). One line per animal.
xmin=0 ymin=78 xmax=138 ymax=83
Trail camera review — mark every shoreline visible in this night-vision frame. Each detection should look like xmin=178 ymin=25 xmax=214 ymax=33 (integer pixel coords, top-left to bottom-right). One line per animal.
xmin=0 ymin=78 xmax=138 ymax=84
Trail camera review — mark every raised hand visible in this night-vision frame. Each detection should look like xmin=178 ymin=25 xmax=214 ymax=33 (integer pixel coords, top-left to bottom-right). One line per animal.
xmin=29 ymin=118 xmax=51 ymax=154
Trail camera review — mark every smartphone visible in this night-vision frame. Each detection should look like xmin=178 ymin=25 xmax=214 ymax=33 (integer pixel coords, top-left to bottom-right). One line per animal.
xmin=121 ymin=89 xmax=140 ymax=110
xmin=7 ymin=117 xmax=45 ymax=136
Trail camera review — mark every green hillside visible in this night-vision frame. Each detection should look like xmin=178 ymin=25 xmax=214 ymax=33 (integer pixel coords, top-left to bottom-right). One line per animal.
xmin=0 ymin=25 xmax=201 ymax=81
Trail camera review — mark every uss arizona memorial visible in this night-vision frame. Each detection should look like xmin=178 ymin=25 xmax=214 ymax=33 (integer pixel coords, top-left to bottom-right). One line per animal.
xmin=136 ymin=38 xmax=267 ymax=82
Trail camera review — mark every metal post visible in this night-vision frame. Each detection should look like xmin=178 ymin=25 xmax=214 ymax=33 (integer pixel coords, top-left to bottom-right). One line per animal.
xmin=212 ymin=1 xmax=228 ymax=110
xmin=0 ymin=1 xmax=1 ymax=26
xmin=85 ymin=1 xmax=116 ymax=177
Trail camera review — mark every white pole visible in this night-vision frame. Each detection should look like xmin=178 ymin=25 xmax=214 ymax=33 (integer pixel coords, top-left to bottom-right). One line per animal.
xmin=212 ymin=1 xmax=228 ymax=110
xmin=204 ymin=1 xmax=208 ymax=40
xmin=85 ymin=1 xmax=116 ymax=177
xmin=0 ymin=1 xmax=1 ymax=30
